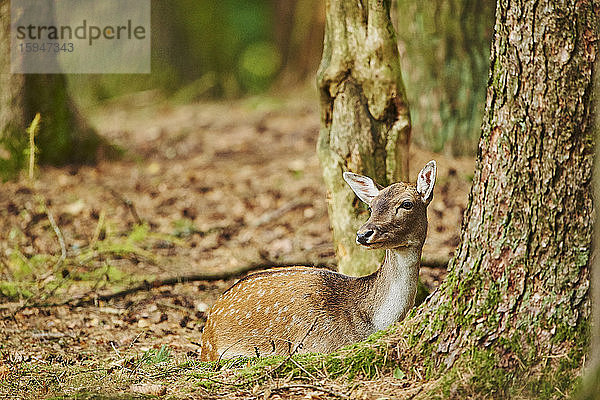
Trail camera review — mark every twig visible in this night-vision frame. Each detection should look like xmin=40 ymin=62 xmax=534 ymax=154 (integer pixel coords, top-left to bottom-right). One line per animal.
xmin=268 ymin=383 xmax=349 ymax=399
xmin=289 ymin=356 xmax=320 ymax=381
xmin=128 ymin=331 xmax=144 ymax=349
xmin=110 ymin=341 xmax=122 ymax=359
xmin=27 ymin=113 xmax=41 ymax=181
xmin=90 ymin=208 xmax=106 ymax=247
xmin=104 ymin=185 xmax=143 ymax=225
xmin=46 ymin=207 xmax=67 ymax=270
xmin=31 ymin=332 xmax=68 ymax=340
xmin=250 ymin=200 xmax=311 ymax=227
xmin=215 ymin=316 xmax=318 ymax=367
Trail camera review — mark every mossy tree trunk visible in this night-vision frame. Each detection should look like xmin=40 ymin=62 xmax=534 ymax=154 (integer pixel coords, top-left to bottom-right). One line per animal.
xmin=0 ymin=0 xmax=107 ymax=177
xmin=317 ymin=0 xmax=411 ymax=276
xmin=395 ymin=0 xmax=495 ymax=155
xmin=394 ymin=0 xmax=598 ymax=395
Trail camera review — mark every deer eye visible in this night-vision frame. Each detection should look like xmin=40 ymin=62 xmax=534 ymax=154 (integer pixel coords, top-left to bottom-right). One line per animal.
xmin=396 ymin=201 xmax=413 ymax=213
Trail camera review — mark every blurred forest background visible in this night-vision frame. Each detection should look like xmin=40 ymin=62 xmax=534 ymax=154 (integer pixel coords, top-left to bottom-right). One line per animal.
xmin=2 ymin=0 xmax=495 ymax=178
xmin=86 ymin=0 xmax=493 ymax=155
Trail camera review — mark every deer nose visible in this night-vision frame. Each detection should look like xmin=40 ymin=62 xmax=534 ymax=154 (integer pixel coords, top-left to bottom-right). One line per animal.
xmin=356 ymin=229 xmax=374 ymax=245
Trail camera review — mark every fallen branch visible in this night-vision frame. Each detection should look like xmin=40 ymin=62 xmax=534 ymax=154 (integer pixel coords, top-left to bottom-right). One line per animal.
xmin=18 ymin=261 xmax=331 ymax=309
xmin=9 ymin=252 xmax=448 ymax=311
xmin=265 ymin=383 xmax=349 ymax=399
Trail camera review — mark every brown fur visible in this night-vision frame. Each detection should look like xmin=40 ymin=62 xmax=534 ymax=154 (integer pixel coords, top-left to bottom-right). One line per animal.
xmin=200 ymin=163 xmax=435 ymax=361
xmin=200 ymin=267 xmax=376 ymax=361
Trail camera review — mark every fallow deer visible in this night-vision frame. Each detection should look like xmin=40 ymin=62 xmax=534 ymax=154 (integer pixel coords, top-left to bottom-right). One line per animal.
xmin=200 ymin=161 xmax=436 ymax=361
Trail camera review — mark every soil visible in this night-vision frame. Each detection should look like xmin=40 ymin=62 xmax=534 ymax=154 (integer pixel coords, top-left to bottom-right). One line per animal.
xmin=0 ymin=92 xmax=474 ymax=399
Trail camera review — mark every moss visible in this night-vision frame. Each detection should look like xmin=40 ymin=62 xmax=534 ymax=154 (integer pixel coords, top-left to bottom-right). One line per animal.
xmin=430 ymin=348 xmax=513 ymax=399
xmin=0 ymin=280 xmax=33 ymax=299
xmin=415 ymin=279 xmax=430 ymax=306
xmin=198 ymin=329 xmax=394 ymax=391
xmin=424 ymin=317 xmax=589 ymax=400
xmin=321 ymin=340 xmax=389 ymax=379
xmin=127 ymin=223 xmax=150 ymax=243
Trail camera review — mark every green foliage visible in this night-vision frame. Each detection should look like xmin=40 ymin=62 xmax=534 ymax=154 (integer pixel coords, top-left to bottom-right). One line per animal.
xmin=139 ymin=345 xmax=172 ymax=365
xmin=0 ymin=215 xmax=181 ymax=302
xmin=239 ymin=41 xmax=282 ymax=92
xmin=172 ymin=218 xmax=199 ymax=238
xmin=127 ymin=223 xmax=150 ymax=243
xmin=69 ymin=0 xmax=283 ymax=104
xmin=0 ymin=114 xmax=40 ymax=181
xmin=0 ymin=281 xmax=32 ymax=299
xmin=0 ymin=128 xmax=27 ymax=181
xmin=393 ymin=366 xmax=406 ymax=379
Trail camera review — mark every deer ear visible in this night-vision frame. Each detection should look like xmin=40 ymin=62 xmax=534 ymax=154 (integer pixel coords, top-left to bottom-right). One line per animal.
xmin=416 ymin=160 xmax=436 ymax=204
xmin=343 ymin=172 xmax=380 ymax=205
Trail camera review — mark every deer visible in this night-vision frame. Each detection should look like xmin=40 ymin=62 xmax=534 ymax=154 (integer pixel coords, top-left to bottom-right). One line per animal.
xmin=200 ymin=161 xmax=436 ymax=361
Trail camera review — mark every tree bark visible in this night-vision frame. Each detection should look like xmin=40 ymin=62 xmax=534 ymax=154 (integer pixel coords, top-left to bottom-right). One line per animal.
xmin=392 ymin=0 xmax=598 ymax=395
xmin=0 ymin=0 xmax=109 ymax=176
xmin=317 ymin=0 xmax=411 ymax=276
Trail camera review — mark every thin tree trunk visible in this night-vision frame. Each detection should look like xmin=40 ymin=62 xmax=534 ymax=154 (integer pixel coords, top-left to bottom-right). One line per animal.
xmin=317 ymin=0 xmax=411 ymax=276
xmin=0 ymin=0 xmax=109 ymax=175
xmin=396 ymin=0 xmax=495 ymax=155
xmin=0 ymin=0 xmax=26 ymax=173
xmin=392 ymin=0 xmax=598 ymax=396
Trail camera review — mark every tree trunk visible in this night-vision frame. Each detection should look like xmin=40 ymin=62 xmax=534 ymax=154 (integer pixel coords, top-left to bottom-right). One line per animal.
xmin=0 ymin=0 xmax=109 ymax=177
xmin=392 ymin=0 xmax=598 ymax=396
xmin=395 ymin=0 xmax=495 ymax=155
xmin=577 ymin=63 xmax=600 ymax=400
xmin=317 ymin=0 xmax=411 ymax=276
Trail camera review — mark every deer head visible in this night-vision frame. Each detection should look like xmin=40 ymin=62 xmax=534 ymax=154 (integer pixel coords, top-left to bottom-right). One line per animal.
xmin=343 ymin=161 xmax=436 ymax=250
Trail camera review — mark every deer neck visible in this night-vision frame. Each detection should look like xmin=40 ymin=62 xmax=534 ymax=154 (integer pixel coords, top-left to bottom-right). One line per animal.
xmin=367 ymin=246 xmax=421 ymax=332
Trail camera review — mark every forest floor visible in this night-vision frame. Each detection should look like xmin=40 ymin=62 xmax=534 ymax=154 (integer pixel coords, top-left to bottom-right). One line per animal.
xmin=0 ymin=91 xmax=474 ymax=399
